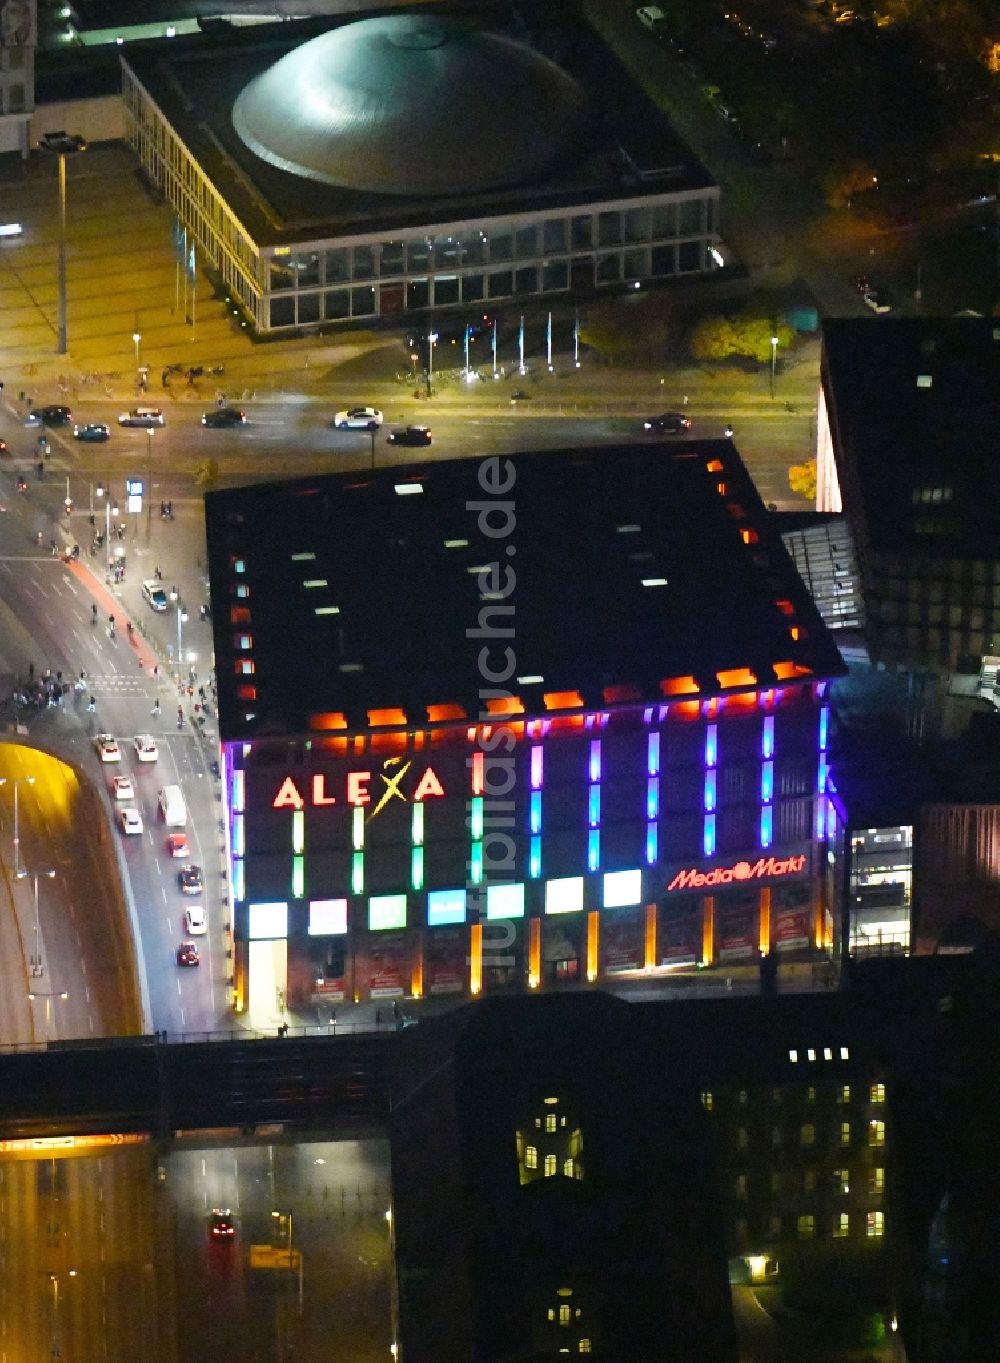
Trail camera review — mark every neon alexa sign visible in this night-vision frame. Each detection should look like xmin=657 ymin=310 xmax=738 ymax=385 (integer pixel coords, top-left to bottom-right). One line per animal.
xmin=272 ymin=758 xmax=446 ymax=819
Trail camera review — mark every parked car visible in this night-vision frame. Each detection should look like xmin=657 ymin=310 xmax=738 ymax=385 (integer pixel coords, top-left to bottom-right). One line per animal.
xmin=117 ymin=407 xmax=165 ymax=428
xmin=73 ymin=422 xmax=110 ymax=442
xmin=142 ymin=579 xmax=169 ymax=612
xmin=332 ymin=406 xmax=382 ymax=430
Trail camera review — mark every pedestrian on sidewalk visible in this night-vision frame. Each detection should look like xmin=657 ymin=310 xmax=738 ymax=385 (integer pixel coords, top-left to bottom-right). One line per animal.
xmin=151 ymin=698 xmax=160 ymax=717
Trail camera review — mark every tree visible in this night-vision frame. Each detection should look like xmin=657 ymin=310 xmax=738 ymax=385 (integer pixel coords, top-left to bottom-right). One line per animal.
xmin=789 ymin=458 xmax=817 ymax=503
xmin=688 ymin=313 xmax=796 ymax=364
xmin=579 ymin=294 xmax=679 ymax=364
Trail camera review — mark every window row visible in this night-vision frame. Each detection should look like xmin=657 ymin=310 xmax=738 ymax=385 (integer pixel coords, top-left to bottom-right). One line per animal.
xmin=733 ymin=1119 xmax=885 ymax=1149
xmin=736 ymin=1167 xmax=885 ymax=1197
xmin=523 ymin=1149 xmax=582 ymax=1179
xmin=713 ymin=1082 xmax=885 ymax=1107
xmin=796 ymin=1211 xmax=884 ymax=1239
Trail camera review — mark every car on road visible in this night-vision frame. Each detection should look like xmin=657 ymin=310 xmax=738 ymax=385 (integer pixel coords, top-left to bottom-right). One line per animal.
xmin=208 ymin=1208 xmax=235 ymax=1238
xmin=178 ymin=864 xmax=203 ymax=896
xmin=202 ymin=406 xmax=249 ymax=428
xmin=184 ymin=905 xmax=207 ymax=935
xmin=94 ymin=733 xmax=121 ymax=763
xmin=35 ymin=404 xmax=72 ymax=427
xmin=73 ymin=422 xmax=110 ymax=442
xmin=133 ymin=734 xmax=159 ymax=763
xmin=332 ymin=406 xmax=383 ymax=430
xmin=176 ymin=941 xmax=200 ymax=967
xmin=386 ymin=424 xmax=432 ymax=447
xmin=141 ymin=579 xmax=169 ymax=612
xmin=117 ymin=407 xmax=165 ymax=428
xmin=119 ymin=807 xmax=143 ymax=835
xmin=166 ymin=832 xmax=190 ymax=859
xmin=112 ymin=774 xmax=135 ymax=801
xmin=636 ymin=5 xmax=669 ymax=34
xmin=643 ymin=411 xmax=692 ymax=434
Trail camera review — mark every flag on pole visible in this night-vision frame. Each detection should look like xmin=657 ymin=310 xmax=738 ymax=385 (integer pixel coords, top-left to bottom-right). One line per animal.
xmin=188 ymin=242 xmax=196 ymax=279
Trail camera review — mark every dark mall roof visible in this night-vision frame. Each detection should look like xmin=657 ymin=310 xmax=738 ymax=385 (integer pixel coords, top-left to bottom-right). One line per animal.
xmin=205 ymin=442 xmax=846 ymax=742
xmin=119 ymin=6 xmax=714 ymax=248
xmin=821 ymin=317 xmax=1000 ymax=561
xmin=232 ymin=14 xmax=588 ymax=196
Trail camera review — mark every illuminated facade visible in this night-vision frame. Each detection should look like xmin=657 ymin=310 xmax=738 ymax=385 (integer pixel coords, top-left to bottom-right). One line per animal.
xmin=207 ymin=444 xmax=846 ymax=1019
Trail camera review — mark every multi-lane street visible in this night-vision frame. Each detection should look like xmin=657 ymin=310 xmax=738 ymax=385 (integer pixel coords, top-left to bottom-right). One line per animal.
xmin=0 ymin=1133 xmax=393 ymax=1363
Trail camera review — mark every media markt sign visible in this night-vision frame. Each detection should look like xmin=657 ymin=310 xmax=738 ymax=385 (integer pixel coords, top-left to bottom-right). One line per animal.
xmin=664 ymin=847 xmax=811 ymax=895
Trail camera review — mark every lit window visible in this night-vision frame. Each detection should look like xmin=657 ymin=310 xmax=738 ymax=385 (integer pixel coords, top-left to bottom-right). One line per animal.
xmin=823 ymin=1047 xmax=832 ymax=1061
xmin=738 ymin=1089 xmax=749 ymax=1105
xmin=838 ymin=1085 xmax=851 ymax=1103
xmin=545 ymin=876 xmax=584 ymax=915
xmin=602 ymin=868 xmax=642 ymax=908
xmin=866 ymin=1211 xmax=885 ymax=1239
xmin=789 ymin=1049 xmax=798 ymax=1063
xmin=248 ymin=901 xmax=288 ymax=940
xmin=833 ymin=1213 xmax=849 ymax=1239
xmin=701 ymin=1090 xmax=713 ymax=1111
xmin=869 ymin=1119 xmax=886 ymax=1148
xmin=368 ymin=894 xmax=407 ymax=931
xmin=840 ymin=1046 xmax=849 ymax=1060
xmin=535 ymin=1117 xmax=541 ymax=1128
xmin=545 ymin=1114 xmax=557 ymax=1133
xmin=308 ymin=899 xmax=347 ymax=935
xmin=870 ymin=1167 xmax=885 ymax=1194
xmin=525 ymin=1146 xmax=537 ymax=1170
xmin=869 ymin=1082 xmax=886 ymax=1104
xmin=427 ymin=888 xmax=466 ymax=926
xmin=486 ymin=882 xmax=525 ymax=919
xmin=563 ymin=1158 xmax=575 ymax=1178
xmin=797 ymin=1215 xmax=815 ymax=1240
xmin=558 ymin=1304 xmax=571 ymax=1325
xmin=735 ymin=1173 xmax=748 ymax=1198
xmin=806 ymin=1086 xmax=816 ymax=1103
xmin=835 ymin=1168 xmax=850 ymax=1195
xmin=800 ymin=1124 xmax=816 ymax=1148
xmin=579 ymin=1342 xmax=592 ymax=1354
xmin=544 ymin=1154 xmax=557 ymax=1177
xmin=807 ymin=1048 xmax=816 ymax=1062
xmin=840 ymin=1122 xmax=852 ymax=1147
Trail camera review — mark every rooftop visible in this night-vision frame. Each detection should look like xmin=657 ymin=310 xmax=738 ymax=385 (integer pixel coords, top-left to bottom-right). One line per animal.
xmin=821 ymin=317 xmax=1000 ymax=561
xmin=205 ymin=442 xmax=846 ymax=742
xmin=119 ymin=4 xmax=714 ymax=248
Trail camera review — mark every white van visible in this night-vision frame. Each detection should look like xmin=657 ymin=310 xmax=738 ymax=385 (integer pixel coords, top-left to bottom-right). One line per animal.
xmin=158 ymin=785 xmax=187 ymax=827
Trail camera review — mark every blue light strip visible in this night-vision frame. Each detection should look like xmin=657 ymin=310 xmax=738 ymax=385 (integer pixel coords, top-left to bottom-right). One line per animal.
xmin=529 ymin=835 xmax=542 ymax=880
xmin=704 ymin=769 xmax=717 ymax=813
xmin=760 ymin=805 xmax=773 ymax=848
xmin=588 ymin=829 xmax=600 ymax=873
xmin=589 ymin=739 xmax=601 ymax=783
xmin=530 ymin=790 xmax=542 ymax=835
xmin=819 ymin=704 xmax=829 ymax=753
xmin=762 ymin=715 xmax=774 ymax=760
xmin=646 ymin=822 xmax=658 ymax=865
xmin=646 ymin=777 xmax=659 ymax=821
xmin=703 ymin=722 xmax=718 ymax=853
xmin=588 ymin=785 xmax=601 ymax=828
xmin=703 ymin=813 xmax=717 ymax=858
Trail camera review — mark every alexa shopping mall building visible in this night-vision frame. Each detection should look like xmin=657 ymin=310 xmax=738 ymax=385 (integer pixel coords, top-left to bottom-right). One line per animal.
xmin=206 ymin=445 xmax=847 ymax=1021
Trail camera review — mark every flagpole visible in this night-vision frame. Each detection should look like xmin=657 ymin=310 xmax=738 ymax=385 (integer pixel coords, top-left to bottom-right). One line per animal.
xmin=181 ymin=226 xmax=188 ymax=323
xmin=189 ymin=241 xmax=197 ymax=331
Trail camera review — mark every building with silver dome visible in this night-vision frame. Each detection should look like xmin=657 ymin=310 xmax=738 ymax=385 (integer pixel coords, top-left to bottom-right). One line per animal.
xmin=121 ymin=9 xmax=722 ymax=335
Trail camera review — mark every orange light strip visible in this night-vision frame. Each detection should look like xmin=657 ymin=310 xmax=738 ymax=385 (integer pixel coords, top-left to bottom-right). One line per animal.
xmin=469 ymin=923 xmax=483 ymax=996
xmin=528 ymin=918 xmax=541 ymax=989
xmin=471 ymin=749 xmax=484 ymax=796
xmin=542 ymin=690 xmax=585 ymax=710
xmin=484 ymin=695 xmax=525 ymax=715
xmin=759 ymin=886 xmax=772 ymax=956
xmin=702 ymin=896 xmax=715 ymax=966
xmin=411 ymin=937 xmax=424 ymax=1000
xmin=644 ymin=903 xmax=657 ymax=969
xmin=717 ymin=667 xmax=758 ymax=689
xmin=368 ymin=707 xmax=408 ymax=727
xmin=661 ymin=676 xmax=700 ymax=697
xmin=309 ymin=712 xmax=348 ymax=731
xmin=586 ymin=910 xmax=599 ymax=983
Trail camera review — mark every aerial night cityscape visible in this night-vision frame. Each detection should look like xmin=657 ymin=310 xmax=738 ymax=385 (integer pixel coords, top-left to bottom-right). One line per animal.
xmin=0 ymin=0 xmax=996 ymax=1358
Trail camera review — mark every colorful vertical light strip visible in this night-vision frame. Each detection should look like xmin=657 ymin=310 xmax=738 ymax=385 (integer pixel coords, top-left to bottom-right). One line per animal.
xmin=646 ymin=731 xmax=660 ymax=867
xmin=816 ymin=703 xmax=830 ymax=840
xmin=292 ymin=809 xmax=304 ymax=854
xmin=703 ymin=723 xmax=718 ymax=857
xmin=468 ymin=745 xmax=484 ymax=887
xmin=292 ymin=856 xmax=304 ymax=899
xmin=411 ymin=798 xmax=425 ymax=891
xmin=352 ymin=805 xmax=365 ymax=895
xmin=230 ymin=759 xmax=245 ymax=902
xmin=587 ymin=739 xmax=601 ymax=870
xmin=529 ymin=742 xmax=543 ymax=878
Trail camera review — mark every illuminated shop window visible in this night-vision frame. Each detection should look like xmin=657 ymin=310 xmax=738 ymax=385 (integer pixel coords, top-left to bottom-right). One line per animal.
xmin=833 ymin=1213 xmax=849 ymax=1239
xmin=602 ymin=869 xmax=642 ymax=908
xmin=545 ymin=877 xmax=584 ymax=915
xmin=797 ymin=1215 xmax=815 ymax=1240
xmin=308 ymin=899 xmax=347 ymax=935
xmin=868 ymin=1119 xmax=886 ymax=1148
xmin=248 ymin=901 xmax=288 ymax=940
xmin=544 ymin=1154 xmax=557 ymax=1177
xmin=870 ymin=1082 xmax=886 ymax=1104
xmin=428 ymin=888 xmax=466 ymax=926
xmin=486 ymin=883 xmax=525 ymax=919
xmin=369 ymin=894 xmax=407 ymax=931
xmin=866 ymin=1211 xmax=885 ymax=1239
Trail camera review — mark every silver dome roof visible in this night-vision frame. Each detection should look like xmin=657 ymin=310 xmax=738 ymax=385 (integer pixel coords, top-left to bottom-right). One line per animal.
xmin=231 ymin=14 xmax=588 ymax=196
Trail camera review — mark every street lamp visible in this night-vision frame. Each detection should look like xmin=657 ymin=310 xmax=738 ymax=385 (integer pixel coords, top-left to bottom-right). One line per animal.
xmin=38 ymin=131 xmax=87 ymax=357
xmin=0 ymin=774 xmax=35 ymax=880
xmin=30 ymin=869 xmax=56 ymax=978
xmin=769 ymin=334 xmax=779 ymax=400
xmin=28 ymin=988 xmax=69 ymax=1039
xmin=426 ymin=330 xmax=438 ymax=397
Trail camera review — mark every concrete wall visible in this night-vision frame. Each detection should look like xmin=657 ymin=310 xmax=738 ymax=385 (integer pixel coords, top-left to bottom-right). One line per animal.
xmin=29 ymin=94 xmax=123 ymax=146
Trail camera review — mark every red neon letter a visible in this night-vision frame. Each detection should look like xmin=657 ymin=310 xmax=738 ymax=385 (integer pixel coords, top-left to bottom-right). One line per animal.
xmin=413 ymin=766 xmax=445 ymax=801
xmin=272 ymin=777 xmax=305 ymax=811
